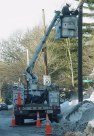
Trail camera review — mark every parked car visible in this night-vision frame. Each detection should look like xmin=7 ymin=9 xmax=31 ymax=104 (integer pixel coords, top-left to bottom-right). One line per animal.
xmin=0 ymin=103 xmax=8 ymax=111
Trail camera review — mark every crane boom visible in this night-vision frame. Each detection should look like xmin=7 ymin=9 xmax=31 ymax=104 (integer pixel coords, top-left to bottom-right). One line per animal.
xmin=26 ymin=11 xmax=60 ymax=84
xmin=25 ymin=0 xmax=85 ymax=86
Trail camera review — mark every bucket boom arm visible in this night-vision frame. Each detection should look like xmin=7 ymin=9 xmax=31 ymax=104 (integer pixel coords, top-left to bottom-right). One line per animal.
xmin=25 ymin=0 xmax=85 ymax=90
xmin=25 ymin=11 xmax=60 ymax=86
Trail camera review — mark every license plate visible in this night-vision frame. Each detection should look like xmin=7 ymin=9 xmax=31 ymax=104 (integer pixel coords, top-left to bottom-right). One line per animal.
xmin=24 ymin=119 xmax=34 ymax=123
xmin=47 ymin=110 xmax=53 ymax=113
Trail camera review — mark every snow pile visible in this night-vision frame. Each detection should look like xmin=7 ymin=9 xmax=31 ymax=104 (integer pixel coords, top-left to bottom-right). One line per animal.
xmin=69 ymin=99 xmax=78 ymax=106
xmin=60 ymin=101 xmax=72 ymax=115
xmin=64 ymin=125 xmax=94 ymax=136
xmin=64 ymin=132 xmax=83 ymax=136
xmin=59 ymin=91 xmax=94 ymax=135
xmin=88 ymin=91 xmax=94 ymax=102
xmin=66 ymin=100 xmax=94 ymax=123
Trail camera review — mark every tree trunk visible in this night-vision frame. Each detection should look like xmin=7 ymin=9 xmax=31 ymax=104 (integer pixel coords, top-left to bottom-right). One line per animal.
xmin=66 ymin=38 xmax=74 ymax=87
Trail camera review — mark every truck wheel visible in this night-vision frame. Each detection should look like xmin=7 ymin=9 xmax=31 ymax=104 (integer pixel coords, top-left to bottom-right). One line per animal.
xmin=49 ymin=115 xmax=54 ymax=123
xmin=49 ymin=115 xmax=59 ymax=123
xmin=19 ymin=117 xmax=24 ymax=125
xmin=54 ymin=117 xmax=59 ymax=123
xmin=15 ymin=115 xmax=24 ymax=125
xmin=15 ymin=115 xmax=19 ymax=125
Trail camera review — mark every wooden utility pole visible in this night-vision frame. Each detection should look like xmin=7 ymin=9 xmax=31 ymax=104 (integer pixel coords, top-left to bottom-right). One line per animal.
xmin=42 ymin=9 xmax=48 ymax=75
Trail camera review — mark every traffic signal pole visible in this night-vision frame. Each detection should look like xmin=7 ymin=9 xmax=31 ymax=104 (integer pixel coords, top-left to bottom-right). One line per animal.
xmin=78 ymin=2 xmax=83 ymax=102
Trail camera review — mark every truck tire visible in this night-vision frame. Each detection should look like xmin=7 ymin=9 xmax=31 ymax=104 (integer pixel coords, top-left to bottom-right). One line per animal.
xmin=15 ymin=115 xmax=24 ymax=125
xmin=49 ymin=115 xmax=59 ymax=123
xmin=54 ymin=116 xmax=59 ymax=123
xmin=15 ymin=115 xmax=19 ymax=125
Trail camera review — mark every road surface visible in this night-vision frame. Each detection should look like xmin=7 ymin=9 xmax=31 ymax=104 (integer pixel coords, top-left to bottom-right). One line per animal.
xmin=0 ymin=110 xmax=45 ymax=136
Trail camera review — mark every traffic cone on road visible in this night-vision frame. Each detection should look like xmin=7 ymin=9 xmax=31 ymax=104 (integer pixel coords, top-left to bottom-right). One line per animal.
xmin=12 ymin=111 xmax=16 ymax=127
xmin=36 ymin=112 xmax=41 ymax=127
xmin=45 ymin=113 xmax=52 ymax=135
xmin=17 ymin=91 xmax=21 ymax=106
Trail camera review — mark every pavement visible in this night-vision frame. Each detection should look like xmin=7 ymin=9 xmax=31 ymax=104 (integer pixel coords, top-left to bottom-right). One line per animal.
xmin=0 ymin=110 xmax=44 ymax=136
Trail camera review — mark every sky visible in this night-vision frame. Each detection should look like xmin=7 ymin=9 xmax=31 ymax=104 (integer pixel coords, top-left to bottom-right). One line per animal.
xmin=0 ymin=0 xmax=76 ymax=40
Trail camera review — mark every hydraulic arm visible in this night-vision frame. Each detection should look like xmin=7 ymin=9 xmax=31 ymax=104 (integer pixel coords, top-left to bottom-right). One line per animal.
xmin=25 ymin=0 xmax=85 ymax=88
xmin=25 ymin=11 xmax=60 ymax=87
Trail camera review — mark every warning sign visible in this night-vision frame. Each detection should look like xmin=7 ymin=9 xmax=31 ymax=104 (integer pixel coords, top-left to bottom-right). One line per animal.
xmin=43 ymin=75 xmax=51 ymax=86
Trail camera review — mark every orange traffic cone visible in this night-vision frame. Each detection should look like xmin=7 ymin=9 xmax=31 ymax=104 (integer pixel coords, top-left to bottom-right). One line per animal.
xmin=17 ymin=91 xmax=21 ymax=106
xmin=36 ymin=112 xmax=41 ymax=127
xmin=12 ymin=111 xmax=16 ymax=127
xmin=45 ymin=113 xmax=52 ymax=135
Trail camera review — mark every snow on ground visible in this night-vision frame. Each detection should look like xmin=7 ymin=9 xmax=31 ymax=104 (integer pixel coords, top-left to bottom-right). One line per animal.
xmin=59 ymin=90 xmax=94 ymax=135
xmin=88 ymin=91 xmax=94 ymax=102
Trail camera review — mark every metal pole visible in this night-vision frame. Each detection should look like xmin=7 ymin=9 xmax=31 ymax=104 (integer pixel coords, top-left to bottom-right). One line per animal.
xmin=78 ymin=2 xmax=83 ymax=102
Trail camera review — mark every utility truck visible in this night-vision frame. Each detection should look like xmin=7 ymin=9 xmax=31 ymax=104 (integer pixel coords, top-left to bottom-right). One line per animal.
xmin=12 ymin=9 xmax=78 ymax=125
